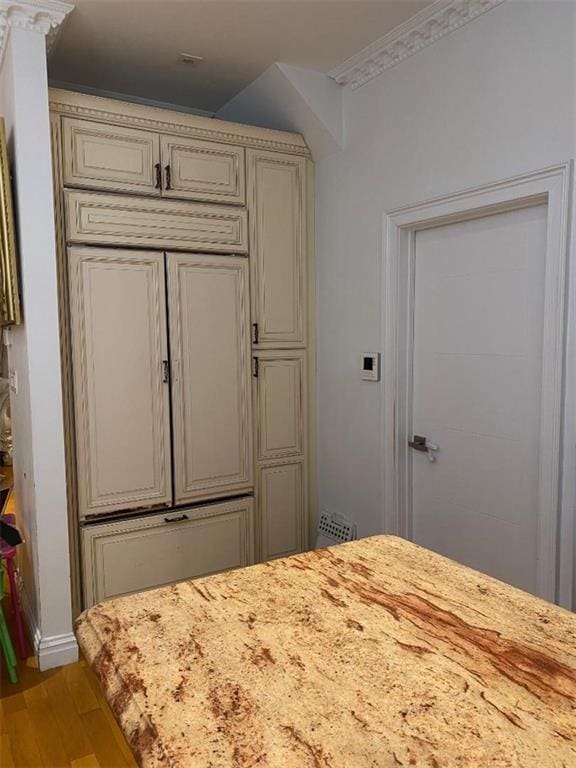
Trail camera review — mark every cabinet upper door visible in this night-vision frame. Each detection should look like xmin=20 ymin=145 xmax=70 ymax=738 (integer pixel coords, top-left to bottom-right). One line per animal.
xmin=247 ymin=150 xmax=307 ymax=347
xmin=68 ymin=247 xmax=172 ymax=518
xmin=255 ymin=350 xmax=306 ymax=462
xmin=62 ymin=117 xmax=161 ymax=195
xmin=161 ymin=136 xmax=245 ymax=204
xmin=168 ymin=253 xmax=253 ymax=504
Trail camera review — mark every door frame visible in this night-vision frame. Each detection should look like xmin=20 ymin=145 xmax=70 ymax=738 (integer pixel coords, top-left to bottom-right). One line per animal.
xmin=382 ymin=163 xmax=573 ymax=604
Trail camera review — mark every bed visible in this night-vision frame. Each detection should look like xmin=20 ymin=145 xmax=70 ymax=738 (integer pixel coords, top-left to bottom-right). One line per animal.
xmin=75 ymin=535 xmax=576 ymax=767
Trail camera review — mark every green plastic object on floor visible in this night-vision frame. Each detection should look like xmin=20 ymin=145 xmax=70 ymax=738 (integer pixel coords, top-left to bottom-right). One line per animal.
xmin=0 ymin=559 xmax=18 ymax=683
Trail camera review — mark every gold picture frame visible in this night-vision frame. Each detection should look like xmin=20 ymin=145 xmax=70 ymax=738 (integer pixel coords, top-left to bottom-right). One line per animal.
xmin=0 ymin=117 xmax=21 ymax=326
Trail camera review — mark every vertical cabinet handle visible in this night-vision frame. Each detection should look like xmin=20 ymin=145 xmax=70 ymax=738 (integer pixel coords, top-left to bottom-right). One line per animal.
xmin=252 ymin=322 xmax=259 ymax=345
xmin=162 ymin=360 xmax=170 ymax=383
xmin=154 ymin=162 xmax=162 ymax=189
xmin=252 ymin=356 xmax=259 ymax=378
xmin=164 ymin=165 xmax=171 ymax=190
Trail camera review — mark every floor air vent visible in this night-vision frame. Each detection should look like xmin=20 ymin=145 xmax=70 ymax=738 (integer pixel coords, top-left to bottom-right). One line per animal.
xmin=315 ymin=512 xmax=357 ymax=549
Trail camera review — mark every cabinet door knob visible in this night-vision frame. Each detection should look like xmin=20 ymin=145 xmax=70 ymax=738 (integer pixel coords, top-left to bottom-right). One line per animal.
xmin=154 ymin=163 xmax=162 ymax=189
xmin=164 ymin=164 xmax=171 ymax=190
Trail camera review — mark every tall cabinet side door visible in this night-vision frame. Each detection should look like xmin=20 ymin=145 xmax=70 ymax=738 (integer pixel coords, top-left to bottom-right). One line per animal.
xmin=253 ymin=350 xmax=308 ymax=561
xmin=255 ymin=350 xmax=306 ymax=462
xmin=168 ymin=253 xmax=253 ymax=503
xmin=68 ymin=247 xmax=172 ymax=518
xmin=259 ymin=461 xmax=305 ymax=561
xmin=247 ymin=150 xmax=306 ymax=347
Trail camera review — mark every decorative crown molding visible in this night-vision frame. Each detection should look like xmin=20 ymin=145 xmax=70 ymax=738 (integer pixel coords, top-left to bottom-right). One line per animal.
xmin=0 ymin=1 xmax=74 ymax=66
xmin=328 ymin=0 xmax=506 ymax=90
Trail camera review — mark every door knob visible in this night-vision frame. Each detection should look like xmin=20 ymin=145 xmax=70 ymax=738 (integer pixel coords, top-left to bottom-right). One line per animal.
xmin=409 ymin=435 xmax=439 ymax=462
xmin=408 ymin=435 xmax=427 ymax=452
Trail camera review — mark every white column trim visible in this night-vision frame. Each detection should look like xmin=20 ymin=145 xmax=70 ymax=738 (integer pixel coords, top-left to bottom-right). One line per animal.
xmin=19 ymin=578 xmax=79 ymax=669
xmin=0 ymin=1 xmax=73 ymax=67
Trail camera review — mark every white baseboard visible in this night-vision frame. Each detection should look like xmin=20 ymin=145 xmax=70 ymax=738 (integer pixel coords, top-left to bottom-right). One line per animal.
xmin=19 ymin=581 xmax=79 ymax=671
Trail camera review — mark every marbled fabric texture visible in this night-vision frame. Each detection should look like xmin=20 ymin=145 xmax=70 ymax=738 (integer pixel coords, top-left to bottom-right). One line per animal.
xmin=75 ymin=535 xmax=576 ymax=768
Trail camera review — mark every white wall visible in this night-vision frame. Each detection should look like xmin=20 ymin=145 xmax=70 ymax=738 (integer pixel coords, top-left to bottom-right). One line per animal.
xmin=312 ymin=1 xmax=576 ymax=602
xmin=217 ymin=62 xmax=343 ymax=158
xmin=0 ymin=26 xmax=77 ymax=668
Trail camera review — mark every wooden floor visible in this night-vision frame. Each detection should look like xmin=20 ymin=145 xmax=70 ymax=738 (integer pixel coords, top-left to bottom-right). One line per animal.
xmin=0 ymin=600 xmax=137 ymax=767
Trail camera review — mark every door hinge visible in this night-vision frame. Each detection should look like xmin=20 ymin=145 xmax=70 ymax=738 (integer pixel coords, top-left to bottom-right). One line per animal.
xmin=162 ymin=360 xmax=170 ymax=383
xmin=253 ymin=356 xmax=259 ymax=378
xmin=252 ymin=322 xmax=259 ymax=345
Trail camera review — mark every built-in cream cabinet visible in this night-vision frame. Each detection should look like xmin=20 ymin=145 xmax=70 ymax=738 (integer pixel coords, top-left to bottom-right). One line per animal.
xmin=65 ymin=190 xmax=248 ymax=253
xmin=51 ymin=89 xmax=313 ymax=614
xmin=63 ymin=117 xmax=161 ymax=196
xmin=68 ymin=247 xmax=172 ymax=518
xmin=160 ymin=136 xmax=245 ymax=205
xmin=82 ymin=498 xmax=254 ymax=605
xmin=168 ymin=253 xmax=253 ymax=504
xmin=247 ymin=150 xmax=306 ymax=348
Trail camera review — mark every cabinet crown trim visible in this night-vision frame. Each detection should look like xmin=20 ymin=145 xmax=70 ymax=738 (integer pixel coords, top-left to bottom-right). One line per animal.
xmin=49 ymin=88 xmax=311 ymax=157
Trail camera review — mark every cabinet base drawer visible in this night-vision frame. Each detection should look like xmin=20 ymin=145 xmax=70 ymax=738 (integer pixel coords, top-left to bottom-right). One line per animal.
xmin=82 ymin=497 xmax=254 ymax=607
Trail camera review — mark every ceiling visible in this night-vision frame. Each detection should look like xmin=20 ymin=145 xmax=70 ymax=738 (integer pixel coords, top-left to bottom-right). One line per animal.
xmin=48 ymin=0 xmax=433 ymax=114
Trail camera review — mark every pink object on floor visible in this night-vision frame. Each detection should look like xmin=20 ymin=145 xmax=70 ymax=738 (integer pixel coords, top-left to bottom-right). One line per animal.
xmin=0 ymin=513 xmax=27 ymax=660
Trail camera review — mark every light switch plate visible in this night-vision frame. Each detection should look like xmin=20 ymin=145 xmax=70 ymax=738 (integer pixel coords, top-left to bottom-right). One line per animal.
xmin=361 ymin=353 xmax=380 ymax=381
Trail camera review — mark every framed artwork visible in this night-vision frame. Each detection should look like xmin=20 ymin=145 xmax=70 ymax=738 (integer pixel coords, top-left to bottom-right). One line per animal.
xmin=0 ymin=117 xmax=21 ymax=327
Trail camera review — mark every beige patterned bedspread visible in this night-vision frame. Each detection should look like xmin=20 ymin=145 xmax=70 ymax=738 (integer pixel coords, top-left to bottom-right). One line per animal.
xmin=75 ymin=535 xmax=576 ymax=767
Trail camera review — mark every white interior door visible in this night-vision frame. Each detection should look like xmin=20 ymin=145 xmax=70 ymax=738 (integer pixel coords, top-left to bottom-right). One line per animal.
xmin=410 ymin=204 xmax=548 ymax=595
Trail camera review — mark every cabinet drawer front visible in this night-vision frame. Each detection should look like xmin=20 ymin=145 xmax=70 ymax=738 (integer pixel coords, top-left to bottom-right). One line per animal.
xmin=162 ymin=136 xmax=245 ymax=204
xmin=66 ymin=190 xmax=248 ymax=253
xmin=248 ymin=150 xmax=306 ymax=346
xmin=255 ymin=351 xmax=306 ymax=461
xmin=69 ymin=247 xmax=172 ymax=518
xmin=259 ymin=461 xmax=305 ymax=561
xmin=82 ymin=498 xmax=255 ymax=606
xmin=63 ymin=117 xmax=160 ymax=195
xmin=169 ymin=254 xmax=253 ymax=504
